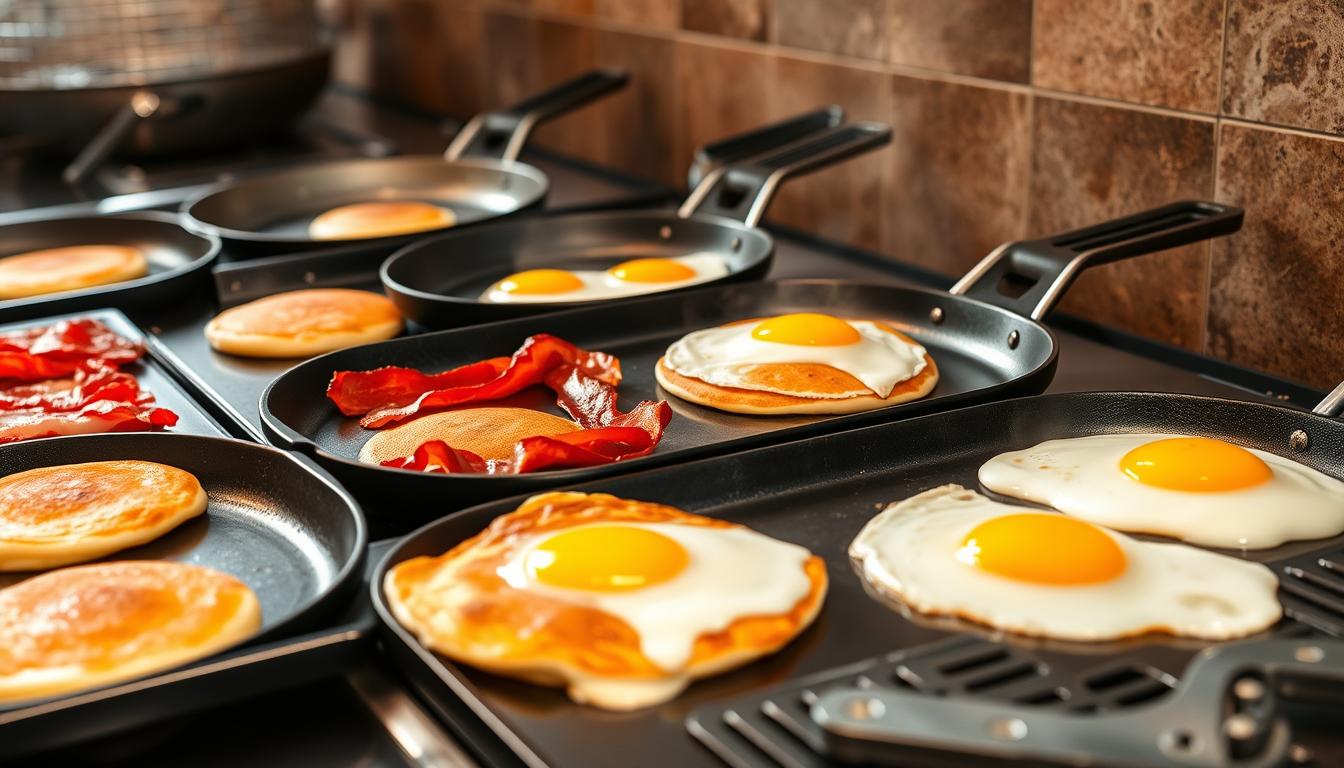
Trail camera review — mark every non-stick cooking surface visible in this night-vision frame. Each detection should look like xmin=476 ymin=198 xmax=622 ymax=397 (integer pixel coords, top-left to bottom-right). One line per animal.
xmin=373 ymin=390 xmax=1344 ymax=768
xmin=261 ymin=279 xmax=1058 ymax=521
xmin=0 ymin=431 xmax=366 ymax=712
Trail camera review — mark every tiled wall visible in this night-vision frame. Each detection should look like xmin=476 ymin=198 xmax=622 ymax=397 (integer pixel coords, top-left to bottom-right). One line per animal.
xmin=334 ymin=0 xmax=1344 ymax=391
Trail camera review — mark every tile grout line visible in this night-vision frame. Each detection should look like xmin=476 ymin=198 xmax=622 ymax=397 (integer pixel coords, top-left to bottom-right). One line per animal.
xmin=1204 ymin=0 xmax=1233 ymax=356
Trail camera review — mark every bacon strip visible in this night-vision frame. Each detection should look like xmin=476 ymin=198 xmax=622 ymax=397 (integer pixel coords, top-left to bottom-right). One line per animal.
xmin=0 ymin=399 xmax=179 ymax=444
xmin=0 ymin=364 xmax=147 ymax=411
xmin=0 ymin=319 xmax=144 ymax=382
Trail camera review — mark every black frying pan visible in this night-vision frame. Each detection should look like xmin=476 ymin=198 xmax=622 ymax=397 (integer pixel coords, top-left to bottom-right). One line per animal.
xmin=0 ymin=212 xmax=221 ymax=323
xmin=261 ymin=201 xmax=1242 ymax=531
xmin=0 ymin=432 xmax=367 ymax=711
xmin=379 ymin=114 xmax=892 ymax=330
xmin=180 ymin=69 xmax=628 ymax=256
xmin=371 ymin=386 xmax=1344 ymax=768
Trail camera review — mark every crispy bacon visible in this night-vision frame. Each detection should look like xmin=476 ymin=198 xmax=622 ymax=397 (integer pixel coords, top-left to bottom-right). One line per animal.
xmin=0 ymin=318 xmax=144 ymax=382
xmin=0 ymin=364 xmax=147 ymax=411
xmin=0 ymin=399 xmax=178 ymax=444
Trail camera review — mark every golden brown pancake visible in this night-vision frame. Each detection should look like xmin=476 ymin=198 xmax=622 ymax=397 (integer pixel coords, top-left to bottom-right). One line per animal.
xmin=385 ymin=491 xmax=827 ymax=710
xmin=308 ymin=201 xmax=456 ymax=240
xmin=358 ymin=407 xmax=581 ymax=464
xmin=0 ymin=245 xmax=148 ymax=300
xmin=0 ymin=560 xmax=259 ymax=703
xmin=205 ymin=288 xmax=402 ymax=359
xmin=656 ymin=321 xmax=939 ymax=415
xmin=0 ymin=461 xmax=207 ymax=572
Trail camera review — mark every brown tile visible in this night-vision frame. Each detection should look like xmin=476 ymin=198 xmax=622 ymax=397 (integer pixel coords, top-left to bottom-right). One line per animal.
xmin=492 ymin=0 xmax=595 ymax=16
xmin=1208 ymin=125 xmax=1344 ymax=389
xmin=1222 ymin=0 xmax=1344 ymax=135
xmin=330 ymin=0 xmax=378 ymax=92
xmin=676 ymin=40 xmax=777 ymax=176
xmin=434 ymin=0 xmax=490 ymax=117
xmin=886 ymin=77 xmax=1031 ymax=277
xmin=585 ymin=29 xmax=683 ymax=185
xmin=594 ymin=0 xmax=681 ymax=29
xmin=682 ymin=0 xmax=771 ymax=41
xmin=773 ymin=0 xmax=889 ymax=61
xmin=1028 ymin=98 xmax=1216 ymax=350
xmin=888 ymin=0 xmax=1031 ymax=82
xmin=1032 ymin=0 xmax=1223 ymax=112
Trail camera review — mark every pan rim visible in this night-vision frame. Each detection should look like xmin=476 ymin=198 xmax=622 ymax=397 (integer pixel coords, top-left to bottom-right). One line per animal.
xmin=179 ymin=156 xmax=552 ymax=245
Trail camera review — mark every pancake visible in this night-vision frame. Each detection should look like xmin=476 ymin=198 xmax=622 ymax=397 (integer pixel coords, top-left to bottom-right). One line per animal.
xmin=359 ymin=407 xmax=581 ymax=464
xmin=656 ymin=322 xmax=939 ymax=415
xmin=0 ymin=560 xmax=260 ymax=703
xmin=0 ymin=245 xmax=148 ymax=300
xmin=205 ymin=288 xmax=403 ymax=358
xmin=0 ymin=460 xmax=207 ymax=572
xmin=308 ymin=201 xmax=456 ymax=240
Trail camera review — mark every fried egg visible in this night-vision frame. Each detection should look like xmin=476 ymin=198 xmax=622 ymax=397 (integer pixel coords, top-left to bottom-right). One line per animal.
xmin=384 ymin=491 xmax=826 ymax=710
xmin=480 ymin=253 xmax=729 ymax=304
xmin=308 ymin=201 xmax=456 ymax=240
xmin=850 ymin=485 xmax=1281 ymax=641
xmin=978 ymin=434 xmax=1344 ymax=549
xmin=0 ymin=245 xmax=148 ymax=300
xmin=0 ymin=460 xmax=207 ymax=571
xmin=0 ymin=560 xmax=260 ymax=703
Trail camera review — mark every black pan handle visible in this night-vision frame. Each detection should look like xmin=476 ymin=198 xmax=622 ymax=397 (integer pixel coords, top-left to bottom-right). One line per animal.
xmin=62 ymin=91 xmax=203 ymax=186
xmin=950 ymin=200 xmax=1244 ymax=320
xmin=686 ymin=106 xmax=845 ymax=190
xmin=679 ymin=121 xmax=892 ymax=226
xmin=444 ymin=68 xmax=629 ymax=162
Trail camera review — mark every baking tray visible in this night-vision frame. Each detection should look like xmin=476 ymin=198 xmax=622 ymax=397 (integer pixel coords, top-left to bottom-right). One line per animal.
xmin=0 ymin=432 xmax=369 ymax=760
xmin=370 ymin=390 xmax=1344 ymax=767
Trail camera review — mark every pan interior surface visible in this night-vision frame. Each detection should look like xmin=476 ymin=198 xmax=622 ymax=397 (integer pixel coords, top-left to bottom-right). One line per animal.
xmin=372 ymin=391 xmax=1341 ymax=766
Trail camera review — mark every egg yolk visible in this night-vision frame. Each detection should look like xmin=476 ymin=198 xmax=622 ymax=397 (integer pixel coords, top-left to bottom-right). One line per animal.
xmin=609 ymin=258 xmax=696 ymax=283
xmin=1119 ymin=437 xmax=1272 ymax=492
xmin=956 ymin=513 xmax=1126 ymax=585
xmin=496 ymin=269 xmax=584 ymax=295
xmin=751 ymin=313 xmax=861 ymax=346
xmin=525 ymin=525 xmax=689 ymax=592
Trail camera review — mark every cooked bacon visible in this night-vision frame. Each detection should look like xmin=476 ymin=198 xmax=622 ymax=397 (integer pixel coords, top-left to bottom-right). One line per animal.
xmin=381 ymin=419 xmax=669 ymax=475
xmin=0 ymin=319 xmax=144 ymax=382
xmin=0 ymin=399 xmax=178 ymax=444
xmin=0 ymin=364 xmax=147 ymax=411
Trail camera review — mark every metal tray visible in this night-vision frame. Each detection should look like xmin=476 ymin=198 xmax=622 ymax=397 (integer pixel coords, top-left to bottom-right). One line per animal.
xmin=371 ymin=390 xmax=1344 ymax=768
xmin=0 ymin=433 xmax=370 ymax=760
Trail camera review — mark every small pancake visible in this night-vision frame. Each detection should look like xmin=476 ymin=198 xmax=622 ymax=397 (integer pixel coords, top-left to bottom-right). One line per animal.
xmin=359 ymin=407 xmax=581 ymax=464
xmin=0 ymin=560 xmax=260 ymax=703
xmin=656 ymin=321 xmax=939 ymax=415
xmin=205 ymin=288 xmax=402 ymax=359
xmin=0 ymin=460 xmax=207 ymax=572
xmin=308 ymin=201 xmax=456 ymax=240
xmin=0 ymin=245 xmax=148 ymax=300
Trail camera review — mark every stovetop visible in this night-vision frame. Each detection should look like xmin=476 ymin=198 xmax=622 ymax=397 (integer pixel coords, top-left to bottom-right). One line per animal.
xmin=1 ymin=89 xmax=1335 ymax=768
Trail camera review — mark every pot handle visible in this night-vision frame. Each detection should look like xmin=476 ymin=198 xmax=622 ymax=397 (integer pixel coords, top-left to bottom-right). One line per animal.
xmin=679 ymin=121 xmax=892 ymax=226
xmin=685 ymin=105 xmax=844 ymax=191
xmin=444 ymin=68 xmax=628 ymax=162
xmin=63 ymin=91 xmax=202 ymax=186
xmin=950 ymin=200 xmax=1243 ymax=320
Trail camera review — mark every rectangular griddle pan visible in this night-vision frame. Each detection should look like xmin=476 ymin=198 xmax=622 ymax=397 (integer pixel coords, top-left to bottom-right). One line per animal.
xmin=371 ymin=386 xmax=1344 ymax=768
xmin=261 ymin=201 xmax=1242 ymax=531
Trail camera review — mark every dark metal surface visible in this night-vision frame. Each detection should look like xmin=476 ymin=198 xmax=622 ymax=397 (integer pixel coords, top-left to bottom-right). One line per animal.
xmin=0 ymin=213 xmax=220 ymax=323
xmin=375 ymin=389 xmax=1344 ymax=768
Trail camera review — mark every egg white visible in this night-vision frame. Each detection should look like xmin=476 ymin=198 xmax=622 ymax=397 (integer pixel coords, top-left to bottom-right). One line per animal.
xmin=480 ymin=253 xmax=730 ymax=304
xmin=662 ymin=319 xmax=926 ymax=399
xmin=497 ymin=521 xmax=813 ymax=671
xmin=850 ymin=485 xmax=1282 ymax=642
xmin=978 ymin=433 xmax=1344 ymax=549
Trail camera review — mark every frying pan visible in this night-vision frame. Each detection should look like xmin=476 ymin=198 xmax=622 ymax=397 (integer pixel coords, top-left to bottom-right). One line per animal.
xmin=379 ymin=115 xmax=892 ymax=329
xmin=371 ymin=385 xmax=1344 ymax=768
xmin=261 ymin=201 xmax=1242 ymax=530
xmin=0 ymin=212 xmax=220 ymax=323
xmin=0 ymin=431 xmax=366 ymax=710
xmin=180 ymin=69 xmax=628 ymax=256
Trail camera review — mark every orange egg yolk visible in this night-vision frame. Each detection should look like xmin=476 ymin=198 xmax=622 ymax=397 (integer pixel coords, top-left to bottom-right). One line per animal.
xmin=609 ymin=258 xmax=696 ymax=283
xmin=751 ymin=313 xmax=861 ymax=346
xmin=956 ymin=513 xmax=1127 ymax=585
xmin=525 ymin=525 xmax=689 ymax=592
xmin=497 ymin=269 xmax=584 ymax=295
xmin=1119 ymin=436 xmax=1272 ymax=492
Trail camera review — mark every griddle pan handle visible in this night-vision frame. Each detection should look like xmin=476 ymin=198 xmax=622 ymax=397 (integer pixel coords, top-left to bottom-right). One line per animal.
xmin=809 ymin=638 xmax=1344 ymax=767
xmin=679 ymin=121 xmax=892 ymax=226
xmin=950 ymin=200 xmax=1243 ymax=320
xmin=444 ymin=68 xmax=629 ymax=162
xmin=686 ymin=106 xmax=845 ymax=190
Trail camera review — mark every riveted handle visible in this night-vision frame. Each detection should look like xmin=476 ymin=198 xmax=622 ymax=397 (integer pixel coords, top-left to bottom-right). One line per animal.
xmin=686 ymin=106 xmax=844 ymax=190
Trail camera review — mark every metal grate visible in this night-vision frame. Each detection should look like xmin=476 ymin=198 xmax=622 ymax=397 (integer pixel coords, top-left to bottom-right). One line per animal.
xmin=0 ymin=0 xmax=320 ymax=89
xmin=1279 ymin=545 xmax=1344 ymax=637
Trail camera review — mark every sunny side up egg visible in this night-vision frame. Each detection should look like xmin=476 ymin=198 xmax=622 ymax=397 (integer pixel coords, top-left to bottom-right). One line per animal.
xmin=479 ymin=253 xmax=729 ymax=303
xmin=978 ymin=434 xmax=1344 ymax=549
xmin=383 ymin=492 xmax=827 ymax=710
xmin=850 ymin=485 xmax=1282 ymax=642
